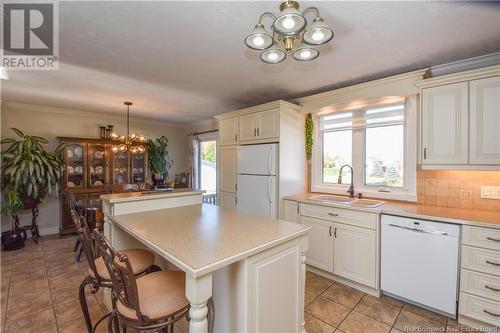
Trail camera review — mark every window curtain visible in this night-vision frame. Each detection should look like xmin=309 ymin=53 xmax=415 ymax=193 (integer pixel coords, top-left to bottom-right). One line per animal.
xmin=188 ymin=134 xmax=200 ymax=189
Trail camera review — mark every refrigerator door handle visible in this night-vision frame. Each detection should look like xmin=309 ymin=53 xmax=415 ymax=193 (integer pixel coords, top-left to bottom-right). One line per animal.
xmin=267 ymin=177 xmax=272 ymax=203
xmin=267 ymin=148 xmax=273 ymax=175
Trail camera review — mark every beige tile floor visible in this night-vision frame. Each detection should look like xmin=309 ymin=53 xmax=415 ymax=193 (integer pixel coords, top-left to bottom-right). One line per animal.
xmin=1 ymin=235 xmax=475 ymax=333
xmin=304 ymin=272 xmax=475 ymax=333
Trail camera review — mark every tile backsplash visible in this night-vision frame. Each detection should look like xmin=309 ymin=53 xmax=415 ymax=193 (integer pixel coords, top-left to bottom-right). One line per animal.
xmin=417 ymin=168 xmax=500 ymax=212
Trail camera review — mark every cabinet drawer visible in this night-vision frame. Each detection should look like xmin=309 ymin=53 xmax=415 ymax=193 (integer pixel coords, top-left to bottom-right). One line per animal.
xmin=461 ymin=269 xmax=500 ymax=302
xmin=459 ymin=292 xmax=500 ymax=327
xmin=462 ymin=226 xmax=500 ymax=251
xmin=300 ymin=203 xmax=377 ymax=230
xmin=462 ymin=245 xmax=500 ymax=276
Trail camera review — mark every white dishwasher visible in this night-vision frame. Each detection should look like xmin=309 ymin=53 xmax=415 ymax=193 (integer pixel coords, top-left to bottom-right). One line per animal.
xmin=381 ymin=214 xmax=460 ymax=317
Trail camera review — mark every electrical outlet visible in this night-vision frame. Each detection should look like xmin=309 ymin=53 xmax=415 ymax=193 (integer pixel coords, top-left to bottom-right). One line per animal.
xmin=481 ymin=186 xmax=500 ymax=200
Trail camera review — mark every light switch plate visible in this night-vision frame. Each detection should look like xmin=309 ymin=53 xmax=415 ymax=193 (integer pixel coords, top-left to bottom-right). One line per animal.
xmin=481 ymin=186 xmax=500 ymax=200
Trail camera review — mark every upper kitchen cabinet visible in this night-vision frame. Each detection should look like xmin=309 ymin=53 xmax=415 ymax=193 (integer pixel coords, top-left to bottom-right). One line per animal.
xmin=238 ymin=108 xmax=280 ymax=143
xmin=469 ymin=76 xmax=500 ymax=165
xmin=219 ymin=117 xmax=239 ymax=146
xmin=421 ymin=82 xmax=469 ymax=165
xmin=417 ymin=65 xmax=500 ymax=169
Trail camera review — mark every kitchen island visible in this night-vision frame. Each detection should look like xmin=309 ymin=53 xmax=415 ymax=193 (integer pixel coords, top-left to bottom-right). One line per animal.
xmin=101 ymin=198 xmax=309 ymax=333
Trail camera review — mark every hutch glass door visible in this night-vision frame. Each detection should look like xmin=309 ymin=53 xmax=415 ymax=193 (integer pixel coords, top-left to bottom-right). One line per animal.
xmin=131 ymin=149 xmax=146 ymax=184
xmin=88 ymin=144 xmax=106 ymax=187
xmin=65 ymin=143 xmax=85 ymax=188
xmin=112 ymin=150 xmax=129 ymax=184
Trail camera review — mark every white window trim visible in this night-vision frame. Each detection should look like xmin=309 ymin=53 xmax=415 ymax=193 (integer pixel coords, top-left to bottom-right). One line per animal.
xmin=311 ymin=96 xmax=417 ymax=202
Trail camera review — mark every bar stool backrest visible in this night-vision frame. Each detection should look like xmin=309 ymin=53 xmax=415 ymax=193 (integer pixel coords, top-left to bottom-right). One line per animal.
xmin=92 ymin=230 xmax=146 ymax=321
xmin=71 ymin=209 xmax=100 ymax=282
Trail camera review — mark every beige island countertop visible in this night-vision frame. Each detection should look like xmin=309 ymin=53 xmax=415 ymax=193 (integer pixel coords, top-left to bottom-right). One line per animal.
xmin=100 ymin=188 xmax=203 ymax=203
xmin=284 ymin=193 xmax=500 ymax=229
xmin=109 ymin=203 xmax=310 ymax=277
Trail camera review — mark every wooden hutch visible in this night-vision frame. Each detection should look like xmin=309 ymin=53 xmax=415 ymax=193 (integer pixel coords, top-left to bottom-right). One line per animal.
xmin=58 ymin=137 xmax=147 ymax=234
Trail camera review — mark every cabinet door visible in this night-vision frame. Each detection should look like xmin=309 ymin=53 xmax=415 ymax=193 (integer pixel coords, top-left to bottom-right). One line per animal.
xmin=219 ymin=118 xmax=239 ymax=146
xmin=282 ymin=200 xmax=299 ymax=223
xmin=422 ymin=82 xmax=468 ymax=164
xmin=470 ymin=76 xmax=500 ymax=165
xmin=130 ymin=150 xmax=146 ymax=184
xmin=219 ymin=145 xmax=237 ymax=193
xmin=239 ymin=113 xmax=258 ymax=142
xmin=256 ymin=109 xmax=280 ymax=140
xmin=65 ymin=142 xmax=86 ymax=189
xmin=112 ymin=150 xmax=129 ymax=184
xmin=333 ymin=223 xmax=376 ymax=288
xmin=88 ymin=144 xmax=107 ymax=187
xmin=300 ymin=216 xmax=333 ymax=272
xmin=219 ymin=191 xmax=237 ymax=210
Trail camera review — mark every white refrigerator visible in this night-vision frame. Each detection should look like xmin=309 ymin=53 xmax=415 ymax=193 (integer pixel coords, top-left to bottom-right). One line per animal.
xmin=237 ymin=143 xmax=278 ymax=219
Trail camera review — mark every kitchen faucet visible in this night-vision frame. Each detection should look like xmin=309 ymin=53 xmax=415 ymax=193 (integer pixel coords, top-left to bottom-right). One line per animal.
xmin=338 ymin=164 xmax=355 ymax=198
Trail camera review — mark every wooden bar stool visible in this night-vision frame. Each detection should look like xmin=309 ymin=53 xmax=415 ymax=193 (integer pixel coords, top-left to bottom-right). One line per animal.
xmin=71 ymin=210 xmax=158 ymax=333
xmin=93 ymin=230 xmax=214 ymax=333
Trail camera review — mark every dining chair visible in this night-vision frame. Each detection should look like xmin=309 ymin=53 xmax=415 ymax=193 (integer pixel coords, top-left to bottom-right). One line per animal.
xmin=93 ymin=230 xmax=215 ymax=333
xmin=71 ymin=210 xmax=158 ymax=333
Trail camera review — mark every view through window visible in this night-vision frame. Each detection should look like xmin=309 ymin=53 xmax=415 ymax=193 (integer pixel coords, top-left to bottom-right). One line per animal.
xmin=200 ymin=139 xmax=217 ymax=204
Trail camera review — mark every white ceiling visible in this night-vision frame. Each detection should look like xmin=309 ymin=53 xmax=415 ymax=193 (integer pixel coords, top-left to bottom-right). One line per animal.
xmin=3 ymin=1 xmax=500 ymax=124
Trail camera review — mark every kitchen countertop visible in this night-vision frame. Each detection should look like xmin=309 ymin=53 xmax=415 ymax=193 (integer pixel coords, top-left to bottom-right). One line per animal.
xmin=284 ymin=193 xmax=500 ymax=229
xmin=100 ymin=188 xmax=203 ymax=203
xmin=108 ymin=203 xmax=309 ymax=277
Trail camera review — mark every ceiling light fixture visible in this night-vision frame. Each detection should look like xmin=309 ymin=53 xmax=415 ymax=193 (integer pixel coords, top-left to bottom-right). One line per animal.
xmin=110 ymin=102 xmax=146 ymax=153
xmin=244 ymin=0 xmax=334 ymax=64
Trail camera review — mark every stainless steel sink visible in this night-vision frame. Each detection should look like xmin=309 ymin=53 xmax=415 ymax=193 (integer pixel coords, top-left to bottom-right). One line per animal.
xmin=350 ymin=199 xmax=384 ymax=208
xmin=308 ymin=195 xmax=384 ymax=208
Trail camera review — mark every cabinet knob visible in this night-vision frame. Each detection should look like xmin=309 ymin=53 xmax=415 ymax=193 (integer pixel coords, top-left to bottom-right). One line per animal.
xmin=328 ymin=212 xmax=339 ymax=217
xmin=254 ymin=129 xmax=257 ymax=136
xmin=329 ymin=226 xmax=332 ymax=237
xmin=257 ymin=128 xmax=260 ymax=136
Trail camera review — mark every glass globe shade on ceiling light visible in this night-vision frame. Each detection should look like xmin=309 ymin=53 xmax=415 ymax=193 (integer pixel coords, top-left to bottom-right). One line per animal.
xmin=303 ymin=17 xmax=334 ymax=45
xmin=245 ymin=24 xmax=274 ymax=50
xmin=261 ymin=48 xmax=286 ymax=64
xmin=273 ymin=6 xmax=306 ymax=36
xmin=292 ymin=43 xmax=319 ymax=61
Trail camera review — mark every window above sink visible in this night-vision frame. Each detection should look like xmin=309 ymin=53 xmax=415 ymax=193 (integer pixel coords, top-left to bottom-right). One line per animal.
xmin=311 ymin=97 xmax=418 ymax=202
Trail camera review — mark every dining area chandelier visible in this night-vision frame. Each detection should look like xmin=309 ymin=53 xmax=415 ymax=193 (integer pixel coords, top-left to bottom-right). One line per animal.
xmin=244 ymin=0 xmax=334 ymax=64
xmin=110 ymin=102 xmax=146 ymax=153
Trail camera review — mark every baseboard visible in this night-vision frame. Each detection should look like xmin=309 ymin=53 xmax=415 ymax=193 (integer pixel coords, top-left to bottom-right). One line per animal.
xmin=26 ymin=226 xmax=59 ymax=237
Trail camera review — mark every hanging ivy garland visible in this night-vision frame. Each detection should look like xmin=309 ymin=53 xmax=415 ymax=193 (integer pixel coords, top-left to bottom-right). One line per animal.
xmin=305 ymin=113 xmax=313 ymax=160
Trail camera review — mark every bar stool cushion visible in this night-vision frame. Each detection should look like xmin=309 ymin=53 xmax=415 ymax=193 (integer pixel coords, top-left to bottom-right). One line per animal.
xmin=116 ymin=271 xmax=189 ymax=320
xmin=90 ymin=249 xmax=155 ymax=280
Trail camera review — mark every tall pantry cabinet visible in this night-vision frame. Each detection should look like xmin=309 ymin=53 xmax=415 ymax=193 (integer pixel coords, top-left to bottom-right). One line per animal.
xmin=215 ymin=100 xmax=307 ymax=218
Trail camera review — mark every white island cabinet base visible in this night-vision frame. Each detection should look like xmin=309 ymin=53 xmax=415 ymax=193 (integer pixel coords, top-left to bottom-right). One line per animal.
xmin=102 ymin=200 xmax=309 ymax=333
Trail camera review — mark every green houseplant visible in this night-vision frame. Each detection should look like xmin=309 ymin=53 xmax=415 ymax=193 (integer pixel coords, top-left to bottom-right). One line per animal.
xmin=0 ymin=189 xmax=27 ymax=250
xmin=147 ymin=136 xmax=173 ymax=186
xmin=1 ymin=128 xmax=66 ymax=249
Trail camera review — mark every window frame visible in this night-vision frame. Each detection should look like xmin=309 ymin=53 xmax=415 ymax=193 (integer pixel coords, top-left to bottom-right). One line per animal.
xmin=311 ymin=97 xmax=417 ymax=202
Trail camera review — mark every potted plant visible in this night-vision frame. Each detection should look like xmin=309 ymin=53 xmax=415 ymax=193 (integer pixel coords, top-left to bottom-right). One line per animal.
xmin=1 ymin=128 xmax=65 ymax=249
xmin=0 ymin=189 xmax=27 ymax=250
xmin=147 ymin=136 xmax=173 ymax=187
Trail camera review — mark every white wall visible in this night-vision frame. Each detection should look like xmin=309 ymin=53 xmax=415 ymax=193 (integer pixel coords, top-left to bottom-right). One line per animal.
xmin=0 ymin=101 xmax=189 ymax=235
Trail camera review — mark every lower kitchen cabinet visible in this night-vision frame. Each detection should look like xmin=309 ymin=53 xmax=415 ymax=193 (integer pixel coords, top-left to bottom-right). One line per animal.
xmin=300 ymin=216 xmax=334 ymax=272
xmin=219 ymin=191 xmax=237 ymax=210
xmin=282 ymin=199 xmax=299 ymax=223
xmin=333 ymin=223 xmax=377 ymax=288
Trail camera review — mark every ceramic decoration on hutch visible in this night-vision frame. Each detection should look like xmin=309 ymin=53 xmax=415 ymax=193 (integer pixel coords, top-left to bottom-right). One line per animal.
xmin=244 ymin=0 xmax=334 ymax=64
xmin=110 ymin=101 xmax=146 ymax=153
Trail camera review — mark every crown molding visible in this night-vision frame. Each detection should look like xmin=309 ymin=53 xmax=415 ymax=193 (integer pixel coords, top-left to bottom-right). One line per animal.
xmin=214 ymin=100 xmax=301 ymax=120
xmin=415 ymin=64 xmax=500 ymax=88
xmin=425 ymin=52 xmax=500 ymax=78
xmin=296 ymin=69 xmax=427 ymax=104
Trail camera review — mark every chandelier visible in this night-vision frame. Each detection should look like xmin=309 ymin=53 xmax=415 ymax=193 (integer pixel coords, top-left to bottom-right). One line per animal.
xmin=110 ymin=102 xmax=146 ymax=153
xmin=244 ymin=0 xmax=334 ymax=64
